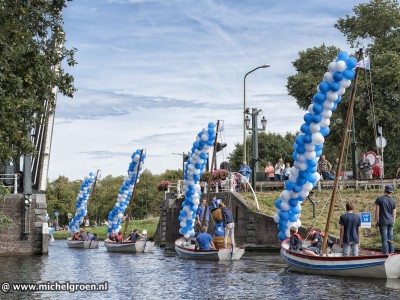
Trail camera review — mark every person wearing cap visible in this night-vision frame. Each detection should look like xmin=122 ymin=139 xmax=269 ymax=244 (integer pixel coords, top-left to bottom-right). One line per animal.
xmin=375 ymin=185 xmax=397 ymax=254
xmin=219 ymin=202 xmax=235 ymax=248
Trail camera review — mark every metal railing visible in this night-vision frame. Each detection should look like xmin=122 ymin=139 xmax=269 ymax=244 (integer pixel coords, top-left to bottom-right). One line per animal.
xmin=0 ymin=173 xmax=20 ymax=194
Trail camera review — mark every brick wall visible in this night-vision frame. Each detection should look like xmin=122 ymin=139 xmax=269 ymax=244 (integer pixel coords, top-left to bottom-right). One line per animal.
xmin=0 ymin=194 xmax=48 ymax=255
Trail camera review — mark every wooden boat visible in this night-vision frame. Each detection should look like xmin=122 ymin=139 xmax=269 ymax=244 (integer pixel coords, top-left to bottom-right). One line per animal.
xmin=175 ymin=237 xmax=244 ymax=261
xmin=104 ymin=239 xmax=154 ymax=253
xmin=66 ymin=238 xmax=99 ymax=249
xmin=281 ymin=49 xmax=400 ymax=278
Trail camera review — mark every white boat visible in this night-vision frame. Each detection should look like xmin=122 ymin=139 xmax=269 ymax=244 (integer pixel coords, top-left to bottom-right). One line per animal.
xmin=104 ymin=239 xmax=154 ymax=253
xmin=66 ymin=238 xmax=99 ymax=249
xmin=281 ymin=239 xmax=400 ymax=278
xmin=175 ymin=237 xmax=244 ymax=261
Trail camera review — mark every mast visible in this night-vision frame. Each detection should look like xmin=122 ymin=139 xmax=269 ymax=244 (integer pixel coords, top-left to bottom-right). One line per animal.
xmin=321 ymin=49 xmax=363 ymax=255
xmin=123 ymin=149 xmax=144 ymax=239
xmin=201 ymin=120 xmax=220 ymax=227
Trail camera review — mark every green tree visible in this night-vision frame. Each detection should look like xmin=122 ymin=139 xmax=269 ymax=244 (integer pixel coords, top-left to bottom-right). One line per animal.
xmin=0 ymin=0 xmax=76 ymax=163
xmin=286 ymin=0 xmax=400 ymax=176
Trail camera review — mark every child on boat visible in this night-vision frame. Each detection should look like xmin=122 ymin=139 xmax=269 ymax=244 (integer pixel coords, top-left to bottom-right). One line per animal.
xmin=289 ymin=227 xmax=303 ymax=252
xmin=303 ymin=227 xmax=322 ymax=256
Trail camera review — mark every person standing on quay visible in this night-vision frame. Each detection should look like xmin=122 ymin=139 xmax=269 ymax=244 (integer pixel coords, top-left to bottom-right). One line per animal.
xmin=375 ymin=185 xmax=397 ymax=254
xmin=339 ymin=203 xmax=361 ymax=256
xmin=238 ymin=161 xmax=251 ymax=192
xmin=274 ymin=158 xmax=285 ymax=181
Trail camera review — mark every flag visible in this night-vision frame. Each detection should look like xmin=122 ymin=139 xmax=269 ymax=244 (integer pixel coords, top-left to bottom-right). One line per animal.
xmin=356 ymin=56 xmax=370 ymax=70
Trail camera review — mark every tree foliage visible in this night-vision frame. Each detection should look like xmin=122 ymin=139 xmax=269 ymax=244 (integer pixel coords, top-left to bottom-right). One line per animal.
xmin=0 ymin=0 xmax=76 ymax=163
xmin=286 ymin=0 xmax=400 ymax=176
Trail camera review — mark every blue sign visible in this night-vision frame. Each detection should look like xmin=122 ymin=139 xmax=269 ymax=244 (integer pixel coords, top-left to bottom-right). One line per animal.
xmin=361 ymin=212 xmax=371 ymax=228
xmin=54 ymin=211 xmax=59 ymax=217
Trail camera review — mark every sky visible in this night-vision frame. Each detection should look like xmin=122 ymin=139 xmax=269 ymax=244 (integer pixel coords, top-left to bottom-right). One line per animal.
xmin=50 ymin=0 xmax=367 ymax=180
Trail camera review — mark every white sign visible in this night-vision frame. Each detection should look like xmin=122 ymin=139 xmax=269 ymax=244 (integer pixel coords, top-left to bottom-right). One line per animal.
xmin=361 ymin=212 xmax=371 ymax=229
xmin=376 ymin=136 xmax=387 ymax=148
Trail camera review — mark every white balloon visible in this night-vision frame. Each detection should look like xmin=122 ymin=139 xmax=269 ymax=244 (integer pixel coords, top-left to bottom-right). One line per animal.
xmin=281 ymin=190 xmax=291 ymax=201
xmin=300 ymin=189 xmax=310 ymax=198
xmin=193 ymin=199 xmax=200 ymax=206
xmin=305 ymin=150 xmax=316 ymax=160
xmin=290 ymin=192 xmax=300 ymax=199
xmin=184 ymin=234 xmax=190 ymax=239
xmin=305 ymin=143 xmax=316 ymax=151
xmin=280 ymin=201 xmax=290 ymax=211
xmin=310 ymin=123 xmax=321 ymax=133
xmin=202 ymin=128 xmax=208 ymax=133
xmin=315 ymin=172 xmax=321 ymax=182
xmin=181 ymin=217 xmax=187 ymax=222
xmin=273 ymin=213 xmax=279 ymax=223
xmin=201 ymin=134 xmax=208 ymax=141
xmin=295 ymin=219 xmax=302 ymax=228
xmin=335 ymin=60 xmax=347 ymax=72
xmin=312 ymin=132 xmax=324 ymax=145
xmin=321 ymin=109 xmax=332 ymax=119
xmin=133 ymin=154 xmax=140 ymax=162
xmin=297 ymin=162 xmax=308 ymax=171
xmin=323 ymin=72 xmax=334 ymax=82
xmin=285 ymin=228 xmax=291 ymax=237
xmin=304 ymin=182 xmax=314 ymax=191
xmin=115 ymin=203 xmax=120 ymax=207
xmin=289 ymin=174 xmax=297 ymax=183
xmin=290 ymin=167 xmax=299 ymax=176
xmin=328 ymin=62 xmax=336 ymax=72
xmin=203 ymin=145 xmax=210 ymax=151
xmin=296 ymin=154 xmax=306 ymax=162
xmin=320 ymin=118 xmax=330 ymax=128
xmin=327 ymin=91 xmax=338 ymax=102
xmin=180 ymin=221 xmax=186 ymax=227
xmin=308 ymin=104 xmax=314 ymax=113
xmin=340 ymin=78 xmax=351 ymax=88
xmin=337 ymin=87 xmax=346 ymax=95
xmin=323 ymin=101 xmax=334 ymax=110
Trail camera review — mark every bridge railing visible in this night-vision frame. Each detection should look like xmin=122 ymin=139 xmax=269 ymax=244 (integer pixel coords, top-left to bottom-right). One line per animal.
xmin=0 ymin=173 xmax=20 ymax=194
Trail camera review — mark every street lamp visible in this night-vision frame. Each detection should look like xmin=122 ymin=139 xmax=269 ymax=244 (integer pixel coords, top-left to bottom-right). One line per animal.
xmin=245 ymin=107 xmax=267 ymax=191
xmin=243 ymin=64 xmax=270 ymax=163
xmin=172 ymin=152 xmax=189 ymax=176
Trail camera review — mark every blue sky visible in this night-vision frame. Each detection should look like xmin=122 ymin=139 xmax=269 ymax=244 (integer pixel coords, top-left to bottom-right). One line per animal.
xmin=50 ymin=0 xmax=366 ymax=180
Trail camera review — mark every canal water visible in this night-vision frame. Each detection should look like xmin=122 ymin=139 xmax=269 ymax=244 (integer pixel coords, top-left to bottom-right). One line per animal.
xmin=0 ymin=240 xmax=399 ymax=299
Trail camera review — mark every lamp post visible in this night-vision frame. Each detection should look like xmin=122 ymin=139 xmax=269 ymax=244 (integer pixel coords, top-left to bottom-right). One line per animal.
xmin=243 ymin=64 xmax=270 ymax=163
xmin=245 ymin=108 xmax=267 ymax=191
xmin=172 ymin=152 xmax=189 ymax=176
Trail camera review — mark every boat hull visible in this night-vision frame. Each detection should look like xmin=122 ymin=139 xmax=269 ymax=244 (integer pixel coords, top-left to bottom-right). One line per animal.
xmin=104 ymin=240 xmax=155 ymax=253
xmin=175 ymin=237 xmax=244 ymax=261
xmin=281 ymin=240 xmax=400 ymax=278
xmin=66 ymin=239 xmax=99 ymax=249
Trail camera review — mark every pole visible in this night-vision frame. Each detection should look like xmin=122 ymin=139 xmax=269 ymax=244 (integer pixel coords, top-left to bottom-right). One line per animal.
xmin=321 ymin=49 xmax=363 ymax=255
xmin=251 ymin=108 xmax=259 ymax=191
xmin=202 ymin=121 xmax=220 ymax=227
xmin=86 ymin=169 xmax=100 ymax=225
xmin=123 ymin=149 xmax=144 ymax=239
xmin=351 ymin=114 xmax=358 ymax=179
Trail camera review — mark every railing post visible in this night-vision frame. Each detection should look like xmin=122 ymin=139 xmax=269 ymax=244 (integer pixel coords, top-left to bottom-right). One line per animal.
xmin=14 ymin=173 xmax=18 ymax=194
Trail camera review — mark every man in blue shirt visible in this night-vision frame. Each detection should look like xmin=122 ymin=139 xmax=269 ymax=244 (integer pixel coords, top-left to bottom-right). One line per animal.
xmin=375 ymin=185 xmax=397 ymax=254
xmin=339 ymin=202 xmax=361 ymax=256
xmin=195 ymin=199 xmax=210 ymax=235
xmin=195 ymin=226 xmax=216 ymax=250
xmin=219 ymin=202 xmax=235 ymax=248
xmin=238 ymin=161 xmax=252 ymax=192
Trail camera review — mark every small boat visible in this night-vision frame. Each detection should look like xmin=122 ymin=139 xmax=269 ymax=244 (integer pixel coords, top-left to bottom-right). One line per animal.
xmin=104 ymin=239 xmax=155 ymax=253
xmin=66 ymin=238 xmax=99 ymax=249
xmin=175 ymin=237 xmax=244 ymax=261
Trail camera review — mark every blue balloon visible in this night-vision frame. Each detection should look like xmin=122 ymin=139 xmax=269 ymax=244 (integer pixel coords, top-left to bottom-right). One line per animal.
xmin=288 ymin=213 xmax=298 ymax=222
xmin=304 ymin=113 xmax=313 ymax=124
xmin=313 ymin=92 xmax=326 ymax=104
xmin=343 ymin=68 xmax=355 ymax=80
xmin=290 ymin=204 xmax=302 ymax=214
xmin=337 ymin=51 xmax=349 ymax=61
xmin=292 ymin=152 xmax=298 ymax=161
xmin=320 ymin=126 xmax=330 ymax=137
xmin=275 ymin=199 xmax=282 ymax=209
xmin=285 ymin=181 xmax=293 ymax=191
xmin=333 ymin=71 xmax=344 ymax=82
xmin=331 ymin=103 xmax=338 ymax=111
xmin=315 ymin=149 xmax=323 ymax=157
xmin=335 ymin=95 xmax=342 ymax=104
xmin=311 ymin=113 xmax=322 ymax=123
xmin=307 ymin=173 xmax=317 ymax=183
xmin=297 ymin=146 xmax=306 ymax=154
xmin=278 ymin=223 xmax=288 ymax=232
xmin=329 ymin=81 xmax=340 ymax=92
xmin=315 ymin=144 xmax=323 ymax=151
xmin=178 ymin=216 xmax=182 ymax=221
xmin=318 ymin=81 xmax=330 ymax=93
xmin=208 ymin=122 xmax=215 ymax=128
xmin=298 ymin=171 xmax=308 ymax=178
xmin=279 ymin=210 xmax=289 ymax=221
xmin=295 ymin=135 xmax=305 ymax=145
xmin=292 ymin=184 xmax=302 ymax=193
xmin=289 ymin=199 xmax=299 ymax=207
xmin=296 ymin=177 xmax=307 ymax=186
xmin=307 ymin=159 xmax=318 ymax=168
xmin=303 ymin=134 xmax=312 ymax=144
xmin=313 ymin=103 xmax=324 ymax=114
xmin=278 ymin=231 xmax=288 ymax=241
xmin=300 ymin=123 xmax=310 ymax=134
xmin=346 ymin=57 xmax=357 ymax=68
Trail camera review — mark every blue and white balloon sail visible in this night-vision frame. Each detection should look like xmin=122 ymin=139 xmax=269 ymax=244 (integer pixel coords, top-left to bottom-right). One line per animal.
xmin=274 ymin=51 xmax=357 ymax=241
xmin=68 ymin=172 xmax=97 ymax=234
xmin=179 ymin=122 xmax=215 ymax=239
xmin=107 ymin=149 xmax=145 ymax=234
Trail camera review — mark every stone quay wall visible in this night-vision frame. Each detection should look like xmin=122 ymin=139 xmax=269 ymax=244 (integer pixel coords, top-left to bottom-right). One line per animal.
xmin=155 ymin=191 xmax=281 ymax=251
xmin=0 ymin=194 xmax=48 ymax=255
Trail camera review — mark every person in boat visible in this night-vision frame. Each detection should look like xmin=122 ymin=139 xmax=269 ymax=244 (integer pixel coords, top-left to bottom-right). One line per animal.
xmin=195 ymin=226 xmax=216 ymax=251
xmin=289 ymin=227 xmax=303 ymax=252
xmin=72 ymin=231 xmax=80 ymax=240
xmin=375 ymin=185 xmax=397 ymax=254
xmin=195 ymin=198 xmax=211 ymax=235
xmin=115 ymin=231 xmax=123 ymax=243
xmin=109 ymin=230 xmax=116 ymax=242
xmin=219 ymin=202 xmax=235 ymax=248
xmin=125 ymin=228 xmax=143 ymax=242
xmin=91 ymin=233 xmax=98 ymax=241
xmin=80 ymin=229 xmax=88 ymax=241
xmin=303 ymin=227 xmax=322 ymax=256
xmin=339 ymin=202 xmax=361 ymax=256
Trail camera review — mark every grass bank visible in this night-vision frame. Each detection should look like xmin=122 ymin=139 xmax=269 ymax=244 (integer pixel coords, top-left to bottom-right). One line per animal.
xmin=240 ymin=189 xmax=400 ymax=250
xmin=53 ymin=217 xmax=159 ymax=240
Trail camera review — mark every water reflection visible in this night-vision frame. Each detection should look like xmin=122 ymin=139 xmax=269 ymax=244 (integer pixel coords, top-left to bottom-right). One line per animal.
xmin=0 ymin=240 xmax=398 ymax=299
